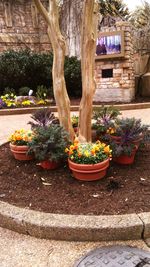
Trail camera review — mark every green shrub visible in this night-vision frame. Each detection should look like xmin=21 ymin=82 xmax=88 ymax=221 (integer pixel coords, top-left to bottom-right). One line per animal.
xmin=64 ymin=56 xmax=82 ymax=98
xmin=28 ymin=125 xmax=69 ymax=162
xmin=36 ymin=85 xmax=49 ymax=99
xmin=3 ymin=87 xmax=16 ymax=95
xmin=0 ymin=49 xmax=53 ymax=94
xmin=0 ymin=49 xmax=82 ymax=98
xmin=19 ymin=87 xmax=31 ymax=96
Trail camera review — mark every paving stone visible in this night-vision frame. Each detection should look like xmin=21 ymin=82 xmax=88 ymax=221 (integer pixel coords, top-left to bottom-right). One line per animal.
xmin=74 ymin=246 xmax=150 ymax=267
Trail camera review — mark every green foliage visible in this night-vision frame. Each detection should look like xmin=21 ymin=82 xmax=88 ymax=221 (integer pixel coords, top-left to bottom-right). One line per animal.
xmin=71 ymin=115 xmax=79 ymax=127
xmin=36 ymin=85 xmax=49 ymax=99
xmin=3 ymin=87 xmax=16 ymax=95
xmin=0 ymin=49 xmax=82 ymax=98
xmin=92 ymin=106 xmax=121 ymax=134
xmin=28 ymin=109 xmax=59 ymax=129
xmin=111 ymin=142 xmax=135 ymax=157
xmin=19 ymin=87 xmax=31 ymax=96
xmin=0 ymin=49 xmax=52 ymax=95
xmin=64 ymin=56 xmax=82 ymax=98
xmin=110 ymin=117 xmax=149 ymax=156
xmin=115 ymin=117 xmax=148 ymax=142
xmin=28 ymin=125 xmax=69 ymax=162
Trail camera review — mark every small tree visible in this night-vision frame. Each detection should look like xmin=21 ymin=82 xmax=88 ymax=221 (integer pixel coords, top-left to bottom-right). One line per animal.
xmin=130 ymin=1 xmax=150 ymax=55
xmin=33 ymin=0 xmax=99 ymax=142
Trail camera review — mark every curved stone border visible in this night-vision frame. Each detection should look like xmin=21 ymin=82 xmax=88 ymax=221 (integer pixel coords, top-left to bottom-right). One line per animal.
xmin=0 ymin=102 xmax=150 ymax=116
xmin=0 ymin=201 xmax=149 ymax=242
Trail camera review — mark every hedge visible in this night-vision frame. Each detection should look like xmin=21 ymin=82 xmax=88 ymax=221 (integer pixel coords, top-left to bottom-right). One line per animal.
xmin=0 ymin=49 xmax=82 ymax=98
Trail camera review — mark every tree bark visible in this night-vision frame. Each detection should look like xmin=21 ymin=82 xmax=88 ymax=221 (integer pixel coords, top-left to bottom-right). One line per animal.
xmin=78 ymin=0 xmax=99 ymax=142
xmin=33 ymin=0 xmax=74 ymax=141
xmin=60 ymin=0 xmax=84 ymax=58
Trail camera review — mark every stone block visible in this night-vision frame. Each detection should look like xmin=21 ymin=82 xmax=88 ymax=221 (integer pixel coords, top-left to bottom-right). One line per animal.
xmin=0 ymin=201 xmax=143 ymax=241
xmin=138 ymin=213 xmax=150 ymax=239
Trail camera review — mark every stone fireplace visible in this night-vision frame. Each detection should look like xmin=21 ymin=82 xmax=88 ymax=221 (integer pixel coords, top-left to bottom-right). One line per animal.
xmin=94 ymin=21 xmax=135 ymax=103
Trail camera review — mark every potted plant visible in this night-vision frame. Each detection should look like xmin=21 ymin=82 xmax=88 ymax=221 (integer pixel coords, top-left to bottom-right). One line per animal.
xmin=9 ymin=129 xmax=34 ymax=160
xmin=92 ymin=105 xmax=121 ymax=142
xmin=65 ymin=139 xmax=112 ymax=181
xmin=110 ymin=118 xmax=149 ymax=164
xmin=28 ymin=109 xmax=59 ymax=129
xmin=28 ymin=124 xmax=69 ymax=169
xmin=71 ymin=115 xmax=79 ymax=133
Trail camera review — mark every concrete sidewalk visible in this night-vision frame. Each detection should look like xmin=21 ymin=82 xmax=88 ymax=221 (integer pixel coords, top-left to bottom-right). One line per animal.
xmin=0 ymin=226 xmax=150 ymax=267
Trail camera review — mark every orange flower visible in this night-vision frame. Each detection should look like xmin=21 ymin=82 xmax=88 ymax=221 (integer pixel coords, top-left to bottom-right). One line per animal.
xmin=91 ymin=148 xmax=95 ymax=155
xmin=104 ymin=145 xmax=110 ymax=154
xmin=78 ymin=152 xmax=82 ymax=157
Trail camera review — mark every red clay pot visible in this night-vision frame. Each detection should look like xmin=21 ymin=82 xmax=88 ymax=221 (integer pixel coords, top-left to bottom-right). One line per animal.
xmin=68 ymin=158 xmax=110 ymax=181
xmin=38 ymin=160 xmax=60 ymax=170
xmin=110 ymin=135 xmax=122 ymax=144
xmin=91 ymin=129 xmax=97 ymax=142
xmin=73 ymin=127 xmax=78 ymax=133
xmin=132 ymin=134 xmax=143 ymax=148
xmin=10 ymin=143 xmax=33 ymax=161
xmin=113 ymin=148 xmax=137 ymax=165
xmin=110 ymin=134 xmax=143 ymax=148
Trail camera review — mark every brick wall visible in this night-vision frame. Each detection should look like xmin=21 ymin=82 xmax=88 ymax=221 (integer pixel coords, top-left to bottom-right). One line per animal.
xmin=94 ymin=21 xmax=135 ymax=103
xmin=0 ymin=0 xmax=51 ymax=52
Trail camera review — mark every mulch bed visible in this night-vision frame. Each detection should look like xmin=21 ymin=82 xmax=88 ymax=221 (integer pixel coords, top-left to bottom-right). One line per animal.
xmin=0 ymin=142 xmax=150 ymax=216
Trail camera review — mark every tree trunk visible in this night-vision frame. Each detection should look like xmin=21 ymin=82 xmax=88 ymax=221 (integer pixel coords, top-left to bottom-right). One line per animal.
xmin=60 ymin=0 xmax=84 ymax=58
xmin=78 ymin=0 xmax=99 ymax=142
xmin=33 ymin=0 xmax=74 ymax=141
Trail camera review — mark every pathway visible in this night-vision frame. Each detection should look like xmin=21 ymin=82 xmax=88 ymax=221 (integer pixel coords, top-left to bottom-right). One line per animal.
xmin=0 ymin=108 xmax=150 ymax=144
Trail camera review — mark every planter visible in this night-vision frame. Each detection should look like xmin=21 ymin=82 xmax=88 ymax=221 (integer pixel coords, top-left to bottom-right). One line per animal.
xmin=110 ymin=134 xmax=143 ymax=148
xmin=10 ymin=143 xmax=33 ymax=161
xmin=91 ymin=129 xmax=98 ymax=142
xmin=38 ymin=160 xmax=61 ymax=170
xmin=68 ymin=158 xmax=110 ymax=181
xmin=109 ymin=135 xmax=122 ymax=144
xmin=73 ymin=127 xmax=78 ymax=133
xmin=132 ymin=134 xmax=144 ymax=148
xmin=113 ymin=147 xmax=137 ymax=165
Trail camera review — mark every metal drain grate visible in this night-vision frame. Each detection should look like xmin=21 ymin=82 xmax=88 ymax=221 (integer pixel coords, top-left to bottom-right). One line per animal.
xmin=74 ymin=246 xmax=150 ymax=267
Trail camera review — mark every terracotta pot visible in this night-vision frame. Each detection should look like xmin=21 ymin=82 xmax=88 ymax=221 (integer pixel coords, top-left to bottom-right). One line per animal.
xmin=38 ymin=160 xmax=61 ymax=170
xmin=91 ymin=129 xmax=97 ymax=142
xmin=110 ymin=134 xmax=143 ymax=148
xmin=73 ymin=127 xmax=78 ymax=133
xmin=113 ymin=147 xmax=137 ymax=165
xmin=110 ymin=135 xmax=122 ymax=144
xmin=68 ymin=158 xmax=110 ymax=181
xmin=10 ymin=143 xmax=33 ymax=161
xmin=132 ymin=134 xmax=144 ymax=148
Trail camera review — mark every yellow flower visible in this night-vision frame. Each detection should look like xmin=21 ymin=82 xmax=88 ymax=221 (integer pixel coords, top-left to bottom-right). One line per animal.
xmin=84 ymin=150 xmax=90 ymax=157
xmin=65 ymin=148 xmax=69 ymax=153
xmin=70 ymin=145 xmax=75 ymax=150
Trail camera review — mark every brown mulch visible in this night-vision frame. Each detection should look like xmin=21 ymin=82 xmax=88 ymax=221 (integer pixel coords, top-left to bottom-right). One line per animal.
xmin=0 ymin=143 xmax=150 ymax=216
